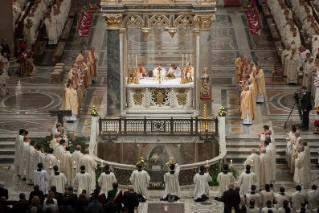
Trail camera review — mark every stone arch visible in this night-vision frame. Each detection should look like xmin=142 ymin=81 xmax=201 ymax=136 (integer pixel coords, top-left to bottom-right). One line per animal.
xmin=148 ymin=15 xmax=171 ymax=29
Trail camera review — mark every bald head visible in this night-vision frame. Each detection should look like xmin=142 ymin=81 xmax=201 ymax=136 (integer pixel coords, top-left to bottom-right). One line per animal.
xmin=295 ymin=131 xmax=300 ymax=137
xmin=228 ymin=184 xmax=234 ymax=189
xmin=76 ymin=145 xmax=81 ymax=151
xmin=85 ymin=149 xmax=89 ymax=154
xmin=251 ymin=148 xmax=256 ymax=153
xmin=261 ymin=148 xmax=266 ymax=153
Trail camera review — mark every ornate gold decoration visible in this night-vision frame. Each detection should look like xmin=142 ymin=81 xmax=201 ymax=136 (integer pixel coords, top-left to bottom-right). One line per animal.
xmin=119 ymin=28 xmax=126 ymax=35
xmin=176 ymin=89 xmax=187 ymax=105
xmin=194 ymin=15 xmax=215 ymax=30
xmin=156 ymin=90 xmax=164 ymax=106
xmin=193 ymin=28 xmax=200 ymax=36
xmin=141 ymin=28 xmax=151 ymax=37
xmin=133 ymin=89 xmax=143 ymax=105
xmin=122 ymin=15 xmax=144 ymax=29
xmin=148 ymin=15 xmax=171 ymax=29
xmin=168 ymin=28 xmax=177 ymax=38
xmin=174 ymin=15 xmax=194 ymax=29
xmin=103 ymin=14 xmax=122 ymax=29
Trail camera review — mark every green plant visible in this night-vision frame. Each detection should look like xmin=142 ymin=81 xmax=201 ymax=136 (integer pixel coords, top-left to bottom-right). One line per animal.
xmin=36 ymin=138 xmax=50 ymax=153
xmin=95 ymin=169 xmax=101 ymax=189
xmin=70 ymin=138 xmax=88 ymax=154
xmin=209 ymin=167 xmax=238 ymax=186
xmin=91 ymin=105 xmax=99 ymax=117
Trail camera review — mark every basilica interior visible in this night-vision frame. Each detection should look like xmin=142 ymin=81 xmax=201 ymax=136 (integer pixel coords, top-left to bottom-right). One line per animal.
xmin=0 ymin=0 xmax=318 ymax=212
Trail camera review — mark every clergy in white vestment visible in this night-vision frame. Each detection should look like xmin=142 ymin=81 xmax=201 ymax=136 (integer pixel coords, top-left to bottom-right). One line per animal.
xmin=290 ymin=185 xmax=307 ymax=213
xmin=261 ymin=184 xmax=275 ymax=207
xmin=73 ymin=165 xmax=91 ymax=197
xmin=71 ymin=145 xmax=84 ymax=178
xmin=78 ymin=149 xmax=97 ymax=193
xmin=33 ymin=145 xmax=45 ymax=174
xmin=239 ymin=165 xmax=257 ymax=196
xmin=55 ymin=139 xmax=66 ymax=158
xmin=130 ymin=163 xmax=150 ymax=199
xmin=297 ymin=202 xmax=311 ymax=213
xmin=244 ymin=148 xmax=260 ymax=184
xmin=44 ymin=148 xmax=60 ymax=175
xmin=162 ymin=162 xmax=181 ymax=201
xmin=286 ymin=125 xmax=297 ymax=168
xmin=19 ymin=138 xmax=30 ymax=179
xmin=26 ymin=141 xmax=36 ymax=184
xmin=278 ymin=200 xmax=291 ymax=213
xmin=306 ymin=185 xmax=319 ymax=211
xmin=217 ymin=164 xmax=235 ymax=197
xmin=152 ymin=62 xmax=167 ymax=79
xmin=275 ymin=187 xmax=290 ymax=209
xmin=247 ymin=199 xmax=261 ymax=213
xmin=286 ymin=47 xmax=300 ymax=84
xmin=60 ymin=146 xmax=73 ymax=187
xmin=258 ymin=148 xmax=272 ymax=188
xmin=98 ymin=164 xmax=117 ymax=195
xmin=282 ymin=45 xmax=292 ymax=76
xmin=49 ymin=134 xmax=61 ymax=150
xmin=52 ymin=10 xmax=63 ymax=37
xmin=303 ymin=57 xmax=316 ymax=90
xmin=244 ymin=185 xmax=262 ymax=208
xmin=167 ymin=64 xmax=182 ymax=78
xmin=48 ymin=165 xmax=67 ymax=194
xmin=293 ymin=147 xmax=310 ymax=188
xmin=193 ymin=165 xmax=212 ymax=202
xmin=44 ymin=14 xmax=58 ymax=45
xmin=34 ymin=163 xmax=49 ymax=195
xmin=14 ymin=129 xmax=25 ymax=176
xmin=314 ymin=70 xmax=319 ymax=107
xmin=299 ymin=46 xmax=311 ymax=70
xmin=264 ymin=139 xmax=276 ymax=184
xmin=303 ymin=142 xmax=311 ymax=188
xmin=261 ymin=200 xmax=277 ymax=213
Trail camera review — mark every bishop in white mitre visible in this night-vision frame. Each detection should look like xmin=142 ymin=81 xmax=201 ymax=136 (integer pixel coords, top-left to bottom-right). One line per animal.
xmin=73 ymin=165 xmax=91 ymax=197
xmin=239 ymin=165 xmax=257 ymax=196
xmin=153 ymin=62 xmax=167 ymax=79
xmin=49 ymin=165 xmax=67 ymax=194
xmin=244 ymin=148 xmax=259 ymax=184
xmin=26 ymin=141 xmax=36 ymax=184
xmin=71 ymin=145 xmax=84 ymax=179
xmin=258 ymin=148 xmax=272 ymax=188
xmin=60 ymin=146 xmax=73 ymax=187
xmin=14 ymin=129 xmax=25 ymax=176
xmin=293 ymin=147 xmax=310 ymax=189
xmin=78 ymin=149 xmax=97 ymax=193
xmin=44 ymin=148 xmax=60 ymax=175
xmin=34 ymin=163 xmax=49 ymax=195
xmin=217 ymin=164 xmax=235 ymax=197
xmin=130 ymin=163 xmax=150 ymax=199
xmin=98 ymin=164 xmax=117 ymax=195
xmin=193 ymin=165 xmax=212 ymax=202
xmin=162 ymin=162 xmax=181 ymax=201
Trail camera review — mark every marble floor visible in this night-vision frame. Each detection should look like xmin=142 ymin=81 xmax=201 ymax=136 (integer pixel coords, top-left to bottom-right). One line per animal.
xmin=0 ymin=4 xmax=319 ymax=213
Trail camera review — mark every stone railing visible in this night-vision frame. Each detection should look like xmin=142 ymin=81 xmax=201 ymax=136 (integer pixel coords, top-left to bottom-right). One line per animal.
xmin=89 ymin=116 xmax=226 ymax=186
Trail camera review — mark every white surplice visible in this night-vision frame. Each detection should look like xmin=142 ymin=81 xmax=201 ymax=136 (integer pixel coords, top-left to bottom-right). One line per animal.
xmin=49 ymin=172 xmax=67 ymax=194
xmin=306 ymin=189 xmax=319 ymax=210
xmin=266 ymin=143 xmax=276 ymax=183
xmin=193 ymin=172 xmax=212 ymax=199
xmin=43 ymin=154 xmax=60 ymax=175
xmin=239 ymin=172 xmax=257 ymax=196
xmin=261 ymin=190 xmax=275 ymax=207
xmin=245 ymin=192 xmax=262 ymax=208
xmin=78 ymin=154 xmax=97 ymax=193
xmin=34 ymin=169 xmax=49 ymax=194
xmin=71 ymin=150 xmax=84 ymax=178
xmin=130 ymin=169 xmax=150 ymax=198
xmin=73 ymin=172 xmax=91 ymax=196
xmin=244 ymin=153 xmax=260 ymax=183
xmin=258 ymin=153 xmax=272 ymax=187
xmin=14 ymin=135 xmax=24 ymax=175
xmin=19 ymin=141 xmax=30 ymax=177
xmin=98 ymin=172 xmax=117 ymax=195
xmin=33 ymin=150 xmax=46 ymax=173
xmin=274 ymin=193 xmax=290 ymax=209
xmin=293 ymin=151 xmax=310 ymax=186
xmin=217 ymin=171 xmax=235 ymax=197
xmin=163 ymin=164 xmax=181 ymax=198
xmin=26 ymin=145 xmax=36 ymax=181
xmin=55 ymin=144 xmax=65 ymax=158
xmin=290 ymin=190 xmax=307 ymax=212
xmin=60 ymin=151 xmax=73 ymax=186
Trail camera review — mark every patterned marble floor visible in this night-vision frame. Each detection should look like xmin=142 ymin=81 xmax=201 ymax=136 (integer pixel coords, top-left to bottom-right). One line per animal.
xmin=0 ymin=5 xmax=319 ymax=213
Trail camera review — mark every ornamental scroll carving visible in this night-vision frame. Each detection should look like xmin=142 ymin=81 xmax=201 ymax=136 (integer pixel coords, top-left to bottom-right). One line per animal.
xmin=114 ymin=168 xmax=132 ymax=185
xmin=179 ymin=169 xmax=197 ymax=185
xmin=103 ymin=14 xmax=122 ymax=29
xmin=194 ymin=15 xmax=216 ymax=30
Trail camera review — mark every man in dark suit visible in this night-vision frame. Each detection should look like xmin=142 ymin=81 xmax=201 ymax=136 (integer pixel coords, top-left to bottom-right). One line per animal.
xmin=64 ymin=187 xmax=77 ymax=208
xmin=50 ymin=186 xmax=63 ymax=206
xmin=107 ymin=183 xmax=123 ymax=209
xmin=219 ymin=184 xmax=240 ymax=213
xmin=123 ymin=185 xmax=139 ymax=213
xmin=1 ymin=39 xmax=11 ymax=60
xmin=0 ymin=182 xmax=8 ymax=200
xmin=12 ymin=193 xmax=28 ymax=213
xmin=300 ymin=86 xmax=312 ymax=131
xmin=28 ymin=185 xmax=44 ymax=205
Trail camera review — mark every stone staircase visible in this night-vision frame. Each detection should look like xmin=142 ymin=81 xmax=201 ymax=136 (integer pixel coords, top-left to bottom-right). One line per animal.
xmin=226 ymin=137 xmax=319 ymax=165
xmin=0 ymin=138 xmax=16 ymax=167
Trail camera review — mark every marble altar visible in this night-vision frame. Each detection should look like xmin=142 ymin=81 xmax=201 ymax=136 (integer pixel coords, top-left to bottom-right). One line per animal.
xmin=126 ymin=78 xmax=194 ymax=110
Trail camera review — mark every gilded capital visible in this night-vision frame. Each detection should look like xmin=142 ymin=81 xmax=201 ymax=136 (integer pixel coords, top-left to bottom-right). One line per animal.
xmin=194 ymin=15 xmax=215 ymax=30
xmin=119 ymin=28 xmax=126 ymax=35
xmin=103 ymin=14 xmax=122 ymax=29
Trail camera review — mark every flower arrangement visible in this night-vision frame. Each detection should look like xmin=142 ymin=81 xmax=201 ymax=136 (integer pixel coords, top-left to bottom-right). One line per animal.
xmin=136 ymin=157 xmax=146 ymax=168
xmin=91 ymin=105 xmax=99 ymax=117
xmin=316 ymin=106 xmax=319 ymax=115
xmin=218 ymin=106 xmax=227 ymax=117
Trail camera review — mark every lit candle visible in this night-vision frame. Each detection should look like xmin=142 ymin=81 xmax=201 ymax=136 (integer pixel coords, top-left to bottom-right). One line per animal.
xmin=49 ymin=161 xmax=52 ymax=168
xmin=230 ymin=159 xmax=233 ymax=165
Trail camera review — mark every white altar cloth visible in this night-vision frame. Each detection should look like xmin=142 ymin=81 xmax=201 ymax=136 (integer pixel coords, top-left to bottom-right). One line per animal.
xmin=126 ymin=78 xmax=194 ymax=88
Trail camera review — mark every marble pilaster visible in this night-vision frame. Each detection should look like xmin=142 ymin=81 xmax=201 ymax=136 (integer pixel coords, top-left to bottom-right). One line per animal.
xmin=106 ymin=30 xmax=121 ymax=116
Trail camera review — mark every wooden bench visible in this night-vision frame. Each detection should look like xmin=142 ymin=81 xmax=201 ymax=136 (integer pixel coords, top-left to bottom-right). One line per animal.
xmin=53 ymin=42 xmax=66 ymax=62
xmin=51 ymin=70 xmax=62 ymax=83
xmin=272 ymin=67 xmax=284 ymax=81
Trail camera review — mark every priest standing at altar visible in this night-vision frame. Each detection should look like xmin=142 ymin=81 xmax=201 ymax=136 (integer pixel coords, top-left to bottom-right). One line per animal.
xmin=130 ymin=163 xmax=150 ymax=200
xmin=167 ymin=64 xmax=181 ymax=77
xmin=153 ymin=62 xmax=166 ymax=78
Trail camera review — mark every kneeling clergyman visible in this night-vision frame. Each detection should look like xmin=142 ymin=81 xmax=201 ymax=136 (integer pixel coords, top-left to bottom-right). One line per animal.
xmin=193 ymin=165 xmax=212 ymax=202
xmin=162 ymin=160 xmax=181 ymax=202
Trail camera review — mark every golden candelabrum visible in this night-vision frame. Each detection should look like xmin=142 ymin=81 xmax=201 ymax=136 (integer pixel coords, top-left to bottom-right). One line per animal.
xmin=201 ymin=99 xmax=209 ymax=130
xmin=180 ymin=67 xmax=193 ymax=84
xmin=127 ymin=67 xmax=140 ymax=84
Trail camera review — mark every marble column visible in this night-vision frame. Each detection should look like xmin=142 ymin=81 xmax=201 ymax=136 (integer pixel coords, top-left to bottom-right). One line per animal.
xmin=0 ymin=1 xmax=14 ymax=55
xmin=194 ymin=15 xmax=215 ymax=116
xmin=104 ymin=14 xmax=123 ymax=116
